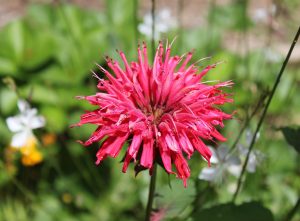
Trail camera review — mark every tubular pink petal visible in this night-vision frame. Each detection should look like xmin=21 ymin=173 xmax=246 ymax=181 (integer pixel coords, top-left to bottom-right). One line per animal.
xmin=140 ymin=138 xmax=154 ymax=168
xmin=173 ymin=153 xmax=190 ymax=187
xmin=122 ymin=153 xmax=132 ymax=173
xmin=128 ymin=134 xmax=143 ymax=159
xmin=96 ymin=133 xmax=129 ymax=164
xmin=190 ymin=134 xmax=212 ymax=163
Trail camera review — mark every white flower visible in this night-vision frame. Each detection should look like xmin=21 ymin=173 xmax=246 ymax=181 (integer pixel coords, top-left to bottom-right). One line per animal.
xmin=199 ymin=145 xmax=241 ymax=183
xmin=199 ymin=130 xmax=264 ymax=184
xmin=252 ymin=4 xmax=277 ymax=23
xmin=6 ymin=99 xmax=45 ymax=148
xmin=138 ymin=9 xmax=177 ymax=40
xmin=240 ymin=130 xmax=264 ymax=173
xmin=237 ymin=144 xmax=264 ymax=173
xmin=264 ymin=48 xmax=282 ymax=63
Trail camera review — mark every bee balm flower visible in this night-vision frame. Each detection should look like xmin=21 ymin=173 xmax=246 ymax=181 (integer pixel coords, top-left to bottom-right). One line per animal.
xmin=73 ymin=42 xmax=233 ymax=186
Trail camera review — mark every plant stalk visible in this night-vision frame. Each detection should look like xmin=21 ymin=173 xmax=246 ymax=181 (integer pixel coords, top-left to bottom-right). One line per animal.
xmin=145 ymin=164 xmax=157 ymax=221
xmin=232 ymin=26 xmax=300 ymax=202
xmin=283 ymin=197 xmax=300 ymax=221
xmin=151 ymin=0 xmax=156 ymax=59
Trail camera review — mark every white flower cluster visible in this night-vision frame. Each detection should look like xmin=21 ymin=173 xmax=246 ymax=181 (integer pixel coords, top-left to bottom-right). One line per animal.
xmin=6 ymin=99 xmax=45 ymax=148
xmin=199 ymin=130 xmax=263 ymax=183
xmin=138 ymin=9 xmax=177 ymax=40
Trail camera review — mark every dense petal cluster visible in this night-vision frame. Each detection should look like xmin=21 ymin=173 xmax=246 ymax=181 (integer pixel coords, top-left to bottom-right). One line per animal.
xmin=73 ymin=43 xmax=233 ymax=186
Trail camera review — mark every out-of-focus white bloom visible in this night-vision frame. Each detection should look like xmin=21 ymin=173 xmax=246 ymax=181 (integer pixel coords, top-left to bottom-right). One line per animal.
xmin=6 ymin=99 xmax=45 ymax=148
xmin=199 ymin=146 xmax=241 ymax=183
xmin=252 ymin=4 xmax=277 ymax=23
xmin=263 ymin=48 xmax=282 ymax=63
xmin=138 ymin=9 xmax=177 ymax=40
xmin=253 ymin=8 xmax=268 ymax=23
xmin=239 ymin=130 xmax=264 ymax=173
xmin=199 ymin=130 xmax=264 ymax=183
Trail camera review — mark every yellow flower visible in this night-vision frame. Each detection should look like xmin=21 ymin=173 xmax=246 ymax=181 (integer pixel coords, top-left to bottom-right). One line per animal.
xmin=42 ymin=133 xmax=57 ymax=146
xmin=19 ymin=137 xmax=43 ymax=166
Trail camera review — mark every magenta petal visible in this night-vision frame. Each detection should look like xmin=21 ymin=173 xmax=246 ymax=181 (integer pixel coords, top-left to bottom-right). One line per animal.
xmin=128 ymin=134 xmax=143 ymax=159
xmin=173 ymin=153 xmax=190 ymax=187
xmin=96 ymin=133 xmax=129 ymax=164
xmin=140 ymin=138 xmax=154 ymax=168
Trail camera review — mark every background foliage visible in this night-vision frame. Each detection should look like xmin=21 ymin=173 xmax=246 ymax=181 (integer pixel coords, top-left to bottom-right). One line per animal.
xmin=0 ymin=0 xmax=299 ymax=220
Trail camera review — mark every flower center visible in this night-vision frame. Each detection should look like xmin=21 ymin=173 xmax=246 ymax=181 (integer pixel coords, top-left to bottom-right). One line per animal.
xmin=153 ymin=107 xmax=164 ymax=125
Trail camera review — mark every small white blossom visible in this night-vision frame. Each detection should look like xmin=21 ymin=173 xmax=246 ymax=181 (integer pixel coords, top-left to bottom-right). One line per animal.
xmin=252 ymin=4 xmax=277 ymax=23
xmin=238 ymin=130 xmax=264 ymax=173
xmin=6 ymin=99 xmax=45 ymax=148
xmin=199 ymin=130 xmax=264 ymax=183
xmin=264 ymin=48 xmax=282 ymax=63
xmin=199 ymin=146 xmax=241 ymax=183
xmin=138 ymin=9 xmax=177 ymax=40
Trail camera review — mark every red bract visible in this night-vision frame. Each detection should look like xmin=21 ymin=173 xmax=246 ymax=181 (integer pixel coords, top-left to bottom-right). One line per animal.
xmin=73 ymin=42 xmax=233 ymax=186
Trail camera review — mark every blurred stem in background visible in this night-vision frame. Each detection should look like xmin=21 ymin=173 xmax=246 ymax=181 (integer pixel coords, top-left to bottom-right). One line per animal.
xmin=176 ymin=0 xmax=184 ymax=53
xmin=228 ymin=91 xmax=268 ymax=154
xmin=151 ymin=0 xmax=156 ymax=59
xmin=133 ymin=0 xmax=139 ymax=46
xmin=206 ymin=0 xmax=216 ymax=55
xmin=232 ymin=25 xmax=300 ymax=202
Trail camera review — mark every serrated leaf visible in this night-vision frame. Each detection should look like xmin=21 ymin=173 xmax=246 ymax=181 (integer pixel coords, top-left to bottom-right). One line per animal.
xmin=280 ymin=126 xmax=300 ymax=153
xmin=194 ymin=202 xmax=274 ymax=221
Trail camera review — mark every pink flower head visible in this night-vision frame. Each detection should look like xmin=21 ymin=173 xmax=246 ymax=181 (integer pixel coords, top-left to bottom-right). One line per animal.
xmin=72 ymin=42 xmax=233 ymax=186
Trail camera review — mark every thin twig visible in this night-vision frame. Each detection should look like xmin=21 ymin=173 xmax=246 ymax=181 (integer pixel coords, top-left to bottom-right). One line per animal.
xmin=232 ymin=26 xmax=300 ymax=202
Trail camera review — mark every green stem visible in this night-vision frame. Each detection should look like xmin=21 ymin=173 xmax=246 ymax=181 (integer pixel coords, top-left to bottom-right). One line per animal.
xmin=232 ymin=26 xmax=300 ymax=202
xmin=133 ymin=0 xmax=139 ymax=46
xmin=177 ymin=0 xmax=184 ymax=53
xmin=145 ymin=164 xmax=157 ymax=221
xmin=229 ymin=92 xmax=267 ymax=154
xmin=151 ymin=0 xmax=156 ymax=59
xmin=283 ymin=197 xmax=300 ymax=221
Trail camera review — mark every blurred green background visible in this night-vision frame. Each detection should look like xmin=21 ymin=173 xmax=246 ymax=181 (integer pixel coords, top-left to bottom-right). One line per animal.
xmin=0 ymin=0 xmax=299 ymax=220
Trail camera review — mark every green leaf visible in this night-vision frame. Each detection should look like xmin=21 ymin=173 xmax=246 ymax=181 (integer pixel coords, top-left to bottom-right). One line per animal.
xmin=194 ymin=202 xmax=274 ymax=221
xmin=0 ymin=58 xmax=17 ymax=76
xmin=280 ymin=126 xmax=300 ymax=154
xmin=155 ymin=179 xmax=195 ymax=219
xmin=21 ymin=30 xmax=56 ymax=71
xmin=41 ymin=106 xmax=67 ymax=133
xmin=0 ymin=88 xmax=18 ymax=115
xmin=0 ymin=20 xmax=25 ymax=64
xmin=20 ymin=84 xmax=59 ymax=105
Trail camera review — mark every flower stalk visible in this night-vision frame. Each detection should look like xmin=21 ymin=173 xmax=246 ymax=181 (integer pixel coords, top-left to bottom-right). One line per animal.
xmin=145 ymin=164 xmax=157 ymax=221
xmin=232 ymin=25 xmax=300 ymax=202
